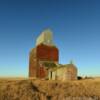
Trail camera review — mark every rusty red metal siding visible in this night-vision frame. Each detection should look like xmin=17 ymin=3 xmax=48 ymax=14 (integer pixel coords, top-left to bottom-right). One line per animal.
xmin=36 ymin=44 xmax=59 ymax=61
xmin=37 ymin=65 xmax=48 ymax=79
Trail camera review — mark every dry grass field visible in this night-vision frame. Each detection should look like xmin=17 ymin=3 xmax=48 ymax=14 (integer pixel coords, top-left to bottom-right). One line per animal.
xmin=0 ymin=78 xmax=100 ymax=100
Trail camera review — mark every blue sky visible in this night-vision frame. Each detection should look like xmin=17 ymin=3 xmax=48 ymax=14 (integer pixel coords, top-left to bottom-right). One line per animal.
xmin=0 ymin=0 xmax=100 ymax=77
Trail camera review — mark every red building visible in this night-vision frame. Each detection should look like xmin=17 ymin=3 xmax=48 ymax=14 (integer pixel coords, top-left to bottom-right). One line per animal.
xmin=29 ymin=43 xmax=59 ymax=79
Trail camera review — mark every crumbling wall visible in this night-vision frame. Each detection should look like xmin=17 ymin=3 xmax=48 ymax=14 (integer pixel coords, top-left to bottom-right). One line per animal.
xmin=29 ymin=48 xmax=37 ymax=77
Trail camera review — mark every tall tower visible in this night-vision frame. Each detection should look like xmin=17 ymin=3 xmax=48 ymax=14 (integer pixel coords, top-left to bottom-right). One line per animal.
xmin=29 ymin=29 xmax=59 ymax=78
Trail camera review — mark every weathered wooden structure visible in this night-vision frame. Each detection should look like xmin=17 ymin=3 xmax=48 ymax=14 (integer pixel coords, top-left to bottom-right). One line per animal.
xmin=29 ymin=29 xmax=77 ymax=80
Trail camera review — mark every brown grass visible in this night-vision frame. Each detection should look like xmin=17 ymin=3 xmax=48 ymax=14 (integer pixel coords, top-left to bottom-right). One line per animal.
xmin=0 ymin=78 xmax=100 ymax=100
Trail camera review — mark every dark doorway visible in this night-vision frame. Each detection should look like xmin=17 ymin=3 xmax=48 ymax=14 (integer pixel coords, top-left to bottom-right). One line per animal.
xmin=50 ymin=71 xmax=52 ymax=79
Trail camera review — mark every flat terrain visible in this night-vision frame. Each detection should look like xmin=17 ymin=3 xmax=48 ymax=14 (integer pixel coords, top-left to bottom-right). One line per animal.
xmin=0 ymin=78 xmax=100 ymax=100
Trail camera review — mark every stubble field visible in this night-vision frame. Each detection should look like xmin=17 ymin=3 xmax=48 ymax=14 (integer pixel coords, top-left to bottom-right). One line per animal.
xmin=0 ymin=77 xmax=100 ymax=100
